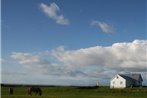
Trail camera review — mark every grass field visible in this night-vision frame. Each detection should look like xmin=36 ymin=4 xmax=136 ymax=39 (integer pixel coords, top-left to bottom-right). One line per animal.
xmin=1 ymin=86 xmax=147 ymax=98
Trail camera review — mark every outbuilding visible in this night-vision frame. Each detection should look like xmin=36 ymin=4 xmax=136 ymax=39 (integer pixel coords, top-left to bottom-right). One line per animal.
xmin=110 ymin=73 xmax=143 ymax=88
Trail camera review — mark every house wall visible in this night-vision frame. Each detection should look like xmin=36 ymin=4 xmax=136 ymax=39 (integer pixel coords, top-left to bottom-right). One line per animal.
xmin=126 ymin=78 xmax=142 ymax=87
xmin=134 ymin=81 xmax=142 ymax=86
xmin=134 ymin=77 xmax=142 ymax=86
xmin=110 ymin=75 xmax=126 ymax=88
xmin=126 ymin=79 xmax=133 ymax=87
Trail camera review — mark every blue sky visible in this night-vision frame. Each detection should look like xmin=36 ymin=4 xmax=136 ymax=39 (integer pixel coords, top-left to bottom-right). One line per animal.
xmin=2 ymin=0 xmax=147 ymax=86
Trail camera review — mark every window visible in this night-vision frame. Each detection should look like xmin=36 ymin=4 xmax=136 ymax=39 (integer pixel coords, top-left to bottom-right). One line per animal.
xmin=113 ymin=81 xmax=115 ymax=84
xmin=116 ymin=76 xmax=119 ymax=79
xmin=120 ymin=81 xmax=123 ymax=85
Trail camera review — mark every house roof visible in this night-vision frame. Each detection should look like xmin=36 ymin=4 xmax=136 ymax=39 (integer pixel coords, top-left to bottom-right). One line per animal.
xmin=118 ymin=73 xmax=143 ymax=82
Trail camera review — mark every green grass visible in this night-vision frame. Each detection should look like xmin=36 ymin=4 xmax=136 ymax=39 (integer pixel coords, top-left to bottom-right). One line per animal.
xmin=1 ymin=86 xmax=147 ymax=98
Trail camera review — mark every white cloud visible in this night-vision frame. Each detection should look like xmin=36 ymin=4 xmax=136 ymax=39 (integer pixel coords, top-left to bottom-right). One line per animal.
xmin=0 ymin=58 xmax=5 ymax=64
xmin=10 ymin=52 xmax=52 ymax=73
xmin=11 ymin=40 xmax=146 ymax=76
xmin=40 ymin=2 xmax=69 ymax=25
xmin=10 ymin=52 xmax=50 ymax=65
xmin=8 ymin=40 xmax=147 ymax=85
xmin=52 ymin=40 xmax=147 ymax=69
xmin=50 ymin=40 xmax=147 ymax=85
xmin=91 ymin=20 xmax=115 ymax=33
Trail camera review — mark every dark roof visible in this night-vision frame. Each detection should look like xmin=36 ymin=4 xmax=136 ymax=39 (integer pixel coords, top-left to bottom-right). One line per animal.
xmin=118 ymin=74 xmax=143 ymax=81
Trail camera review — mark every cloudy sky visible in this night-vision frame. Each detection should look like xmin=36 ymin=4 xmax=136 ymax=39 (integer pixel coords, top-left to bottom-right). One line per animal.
xmin=2 ymin=0 xmax=147 ymax=86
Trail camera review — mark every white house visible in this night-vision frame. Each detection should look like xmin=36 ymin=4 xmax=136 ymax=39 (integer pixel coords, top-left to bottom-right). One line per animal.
xmin=110 ymin=73 xmax=143 ymax=88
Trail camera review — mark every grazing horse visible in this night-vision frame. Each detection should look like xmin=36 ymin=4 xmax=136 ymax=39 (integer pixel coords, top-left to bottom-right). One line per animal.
xmin=28 ymin=87 xmax=42 ymax=96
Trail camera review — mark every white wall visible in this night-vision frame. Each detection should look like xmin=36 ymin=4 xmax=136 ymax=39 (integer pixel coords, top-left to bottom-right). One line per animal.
xmin=110 ymin=75 xmax=126 ymax=88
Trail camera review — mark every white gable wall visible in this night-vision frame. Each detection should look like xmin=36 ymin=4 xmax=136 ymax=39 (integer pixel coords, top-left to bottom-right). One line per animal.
xmin=110 ymin=74 xmax=126 ymax=88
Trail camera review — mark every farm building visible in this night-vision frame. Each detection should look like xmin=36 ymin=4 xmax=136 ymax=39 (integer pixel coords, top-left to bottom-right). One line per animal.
xmin=110 ymin=73 xmax=143 ymax=88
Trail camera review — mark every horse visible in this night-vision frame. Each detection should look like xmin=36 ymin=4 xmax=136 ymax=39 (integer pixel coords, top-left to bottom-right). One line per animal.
xmin=28 ymin=87 xmax=42 ymax=96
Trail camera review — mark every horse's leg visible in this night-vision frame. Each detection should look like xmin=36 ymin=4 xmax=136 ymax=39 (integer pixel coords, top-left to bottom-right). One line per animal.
xmin=39 ymin=91 xmax=42 ymax=96
xmin=34 ymin=89 xmax=37 ymax=95
xmin=28 ymin=88 xmax=31 ymax=96
xmin=39 ymin=89 xmax=42 ymax=96
xmin=36 ymin=88 xmax=39 ymax=95
xmin=29 ymin=89 xmax=32 ymax=95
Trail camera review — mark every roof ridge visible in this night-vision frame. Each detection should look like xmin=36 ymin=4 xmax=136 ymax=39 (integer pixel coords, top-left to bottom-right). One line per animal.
xmin=118 ymin=74 xmax=142 ymax=81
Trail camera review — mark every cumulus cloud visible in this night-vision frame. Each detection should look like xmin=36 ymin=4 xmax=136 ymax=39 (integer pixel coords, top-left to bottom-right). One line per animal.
xmin=91 ymin=20 xmax=115 ymax=33
xmin=9 ymin=40 xmax=147 ymax=85
xmin=11 ymin=40 xmax=146 ymax=75
xmin=10 ymin=52 xmax=84 ymax=77
xmin=40 ymin=2 xmax=69 ymax=25
xmin=50 ymin=40 xmax=147 ymax=84
xmin=52 ymin=40 xmax=147 ymax=70
xmin=11 ymin=52 xmax=50 ymax=65
xmin=10 ymin=52 xmax=52 ymax=73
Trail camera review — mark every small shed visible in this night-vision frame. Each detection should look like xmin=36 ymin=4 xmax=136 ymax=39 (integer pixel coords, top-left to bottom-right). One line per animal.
xmin=110 ymin=73 xmax=143 ymax=88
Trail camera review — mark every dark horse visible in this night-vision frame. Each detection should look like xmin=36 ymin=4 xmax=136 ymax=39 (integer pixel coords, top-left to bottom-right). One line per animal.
xmin=28 ymin=87 xmax=42 ymax=96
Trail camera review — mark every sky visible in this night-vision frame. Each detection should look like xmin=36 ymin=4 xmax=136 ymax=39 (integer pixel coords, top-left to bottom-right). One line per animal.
xmin=1 ymin=0 xmax=147 ymax=86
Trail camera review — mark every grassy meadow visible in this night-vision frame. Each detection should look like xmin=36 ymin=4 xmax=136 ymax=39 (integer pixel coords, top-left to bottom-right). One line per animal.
xmin=1 ymin=86 xmax=147 ymax=98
